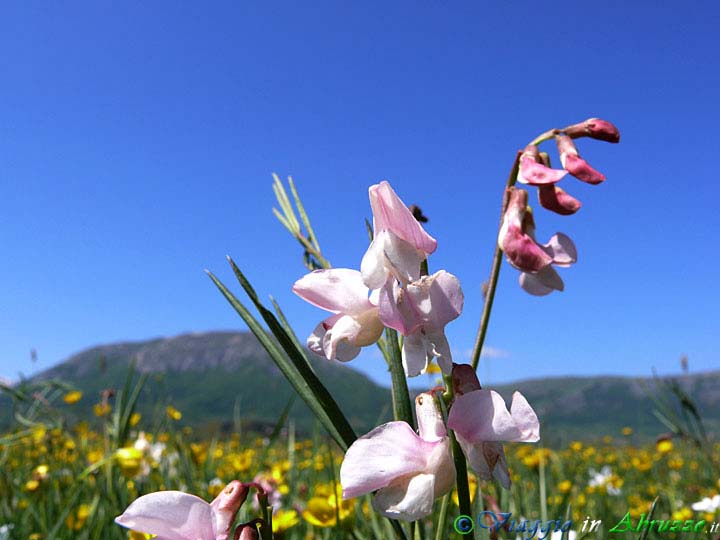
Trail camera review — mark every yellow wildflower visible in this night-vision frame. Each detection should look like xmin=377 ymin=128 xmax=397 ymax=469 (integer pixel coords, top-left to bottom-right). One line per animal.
xmin=166 ymin=405 xmax=182 ymax=421
xmin=273 ymin=509 xmax=299 ymax=533
xmin=558 ymin=480 xmax=572 ymax=494
xmin=63 ymin=391 xmax=83 ymax=404
xmin=656 ymin=439 xmax=673 ymax=454
xmin=129 ymin=412 xmax=142 ymax=427
xmin=115 ymin=447 xmax=143 ymax=477
xmin=622 ymin=426 xmax=633 ymax=436
xmin=25 ymin=479 xmax=40 ymax=492
xmin=93 ymin=402 xmax=111 ymax=417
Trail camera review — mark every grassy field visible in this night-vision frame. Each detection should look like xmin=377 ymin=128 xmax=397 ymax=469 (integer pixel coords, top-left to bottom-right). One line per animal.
xmin=1 ymin=391 xmax=718 ymax=540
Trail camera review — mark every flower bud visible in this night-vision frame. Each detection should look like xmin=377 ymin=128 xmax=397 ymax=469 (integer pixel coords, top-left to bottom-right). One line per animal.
xmin=564 ymin=118 xmax=620 ymax=143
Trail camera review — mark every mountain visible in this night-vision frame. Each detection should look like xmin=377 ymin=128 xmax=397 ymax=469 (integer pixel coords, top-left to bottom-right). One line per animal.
xmin=2 ymin=331 xmax=718 ymax=445
xmin=14 ymin=332 xmax=394 ymax=436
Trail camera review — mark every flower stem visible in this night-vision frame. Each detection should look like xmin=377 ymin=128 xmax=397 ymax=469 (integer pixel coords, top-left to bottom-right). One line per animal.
xmin=470 ymin=151 xmax=521 ymax=371
xmin=385 ymin=328 xmax=415 ymax=430
xmin=529 ymin=128 xmax=559 ymax=146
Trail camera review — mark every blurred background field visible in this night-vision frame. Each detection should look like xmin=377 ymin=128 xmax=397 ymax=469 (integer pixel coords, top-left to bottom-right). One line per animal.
xmin=1 ymin=332 xmax=718 ymax=539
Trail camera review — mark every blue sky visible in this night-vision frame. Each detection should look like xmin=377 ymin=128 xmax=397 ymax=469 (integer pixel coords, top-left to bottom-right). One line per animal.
xmin=1 ymin=1 xmax=718 ymax=387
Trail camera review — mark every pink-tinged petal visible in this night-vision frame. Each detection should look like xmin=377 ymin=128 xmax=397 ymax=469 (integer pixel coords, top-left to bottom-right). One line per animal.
xmin=563 ymin=154 xmax=605 ymax=185
xmin=306 ymin=315 xmax=341 ymax=358
xmin=378 ymin=280 xmax=423 ymax=336
xmin=372 ymin=473 xmax=436 ymax=521
xmin=509 ymin=392 xmax=540 ymax=442
xmin=517 ymin=156 xmax=567 ymax=186
xmin=501 ymin=223 xmax=553 ymax=272
xmin=323 ymin=315 xmax=364 ymax=362
xmin=455 ymin=437 xmax=511 ymax=489
xmin=401 ymin=332 xmax=429 ymax=377
xmin=426 ymin=330 xmax=453 ymax=375
xmin=210 ymin=481 xmax=249 ymax=540
xmin=405 ymin=271 xmax=463 ymax=330
xmin=541 ymin=233 xmax=577 ymax=267
xmin=415 ymin=392 xmax=447 ymax=442
xmin=563 ymin=118 xmax=620 ymax=143
xmin=292 ymin=269 xmax=371 ymax=316
xmin=583 ymin=118 xmax=621 ymax=143
xmin=361 ymin=234 xmax=390 ymax=290
xmin=381 ymin=230 xmax=425 ymax=285
xmin=452 ymin=363 xmax=481 ymax=396
xmin=340 ymin=422 xmax=429 ymax=498
xmin=235 ymin=524 xmax=260 ymax=540
xmin=369 ymin=181 xmax=437 ymax=254
xmin=115 ymin=491 xmax=214 ymax=540
xmin=448 ymin=390 xmax=536 ymax=443
xmin=537 ymin=184 xmax=582 ymax=215
xmin=519 ymin=267 xmax=564 ymax=296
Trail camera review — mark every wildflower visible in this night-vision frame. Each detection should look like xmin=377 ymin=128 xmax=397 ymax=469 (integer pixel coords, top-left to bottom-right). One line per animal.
xmin=115 ymin=480 xmax=249 ymax=540
xmin=66 ymin=503 xmax=92 ymax=530
xmin=378 ymin=270 xmax=464 ymax=375
xmin=302 ymin=486 xmax=353 ymax=527
xmin=588 ymin=466 xmax=622 ymax=495
xmin=93 ymin=402 xmax=111 ymax=417
xmin=656 ymin=438 xmax=673 ymax=454
xmin=447 ymin=364 xmax=539 ymax=489
xmin=340 ymin=392 xmax=455 ymax=521
xmin=517 ymin=144 xmax=568 ymax=186
xmin=622 ymin=427 xmax=633 ymax=436
xmin=293 ymin=268 xmax=384 ymax=361
xmin=63 ymin=390 xmax=83 ymax=404
xmin=273 ymin=509 xmax=299 ymax=534
xmin=558 ymin=480 xmax=572 ymax=494
xmin=166 ymin=405 xmax=182 ymax=421
xmin=129 ymin=412 xmax=142 ymax=427
xmin=563 ymin=117 xmax=620 ymax=143
xmin=115 ymin=448 xmax=144 ymax=477
xmin=361 ymin=181 xmax=437 ymax=290
xmin=691 ymin=494 xmax=720 ymax=512
xmin=556 ymin=134 xmax=605 ymax=185
xmin=498 ymin=187 xmax=577 ymax=295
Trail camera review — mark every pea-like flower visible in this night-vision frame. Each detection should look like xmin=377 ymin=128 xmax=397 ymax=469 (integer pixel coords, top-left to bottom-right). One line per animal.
xmin=361 ymin=181 xmax=437 ymax=290
xmin=556 ymin=134 xmax=605 ymax=185
xmin=340 ymin=392 xmax=455 ymax=521
xmin=498 ymin=187 xmax=577 ymax=295
xmin=293 ymin=268 xmax=384 ymax=361
xmin=115 ymin=481 xmax=249 ymax=540
xmin=378 ymin=270 xmax=463 ymax=376
xmin=448 ymin=364 xmax=540 ymax=489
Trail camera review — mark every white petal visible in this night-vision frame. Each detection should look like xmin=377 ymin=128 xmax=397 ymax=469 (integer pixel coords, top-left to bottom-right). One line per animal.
xmin=401 ymin=333 xmax=429 ymax=377
xmin=340 ymin=421 xmax=428 ymax=499
xmin=361 ymin=234 xmax=389 ymax=290
xmin=323 ymin=315 xmax=363 ymax=362
xmin=292 ymin=269 xmax=371 ymax=316
xmin=114 ymin=491 xmax=214 ymax=540
xmin=372 ymin=473 xmax=436 ymax=522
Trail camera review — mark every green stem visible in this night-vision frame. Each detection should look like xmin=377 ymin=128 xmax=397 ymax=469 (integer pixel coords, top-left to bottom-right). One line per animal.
xmin=385 ymin=328 xmax=415 ymax=429
xmin=470 ymin=151 xmax=521 ymax=371
xmin=434 ymin=494 xmax=451 ymax=540
xmin=529 ymin=128 xmax=560 ymax=146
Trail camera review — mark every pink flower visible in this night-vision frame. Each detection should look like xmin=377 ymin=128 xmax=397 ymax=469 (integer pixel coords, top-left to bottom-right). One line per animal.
xmin=564 ymin=118 xmax=620 ymax=143
xmin=556 ymin=134 xmax=605 ymax=185
xmin=115 ymin=481 xmax=249 ymax=540
xmin=498 ymin=188 xmax=577 ymax=295
xmin=448 ymin=364 xmax=540 ymax=489
xmin=517 ymin=145 xmax=568 ymax=186
xmin=361 ymin=181 xmax=437 ymax=290
xmin=340 ymin=392 xmax=455 ymax=521
xmin=293 ymin=269 xmax=384 ymax=361
xmin=537 ymin=184 xmax=582 ymax=216
xmin=378 ymin=270 xmax=464 ymax=376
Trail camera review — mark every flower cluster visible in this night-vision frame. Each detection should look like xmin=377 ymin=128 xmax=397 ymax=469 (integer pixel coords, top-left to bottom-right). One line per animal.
xmin=340 ymin=364 xmax=540 ymax=520
xmin=293 ymin=181 xmax=463 ymax=377
xmin=503 ymin=118 xmax=620 ymax=294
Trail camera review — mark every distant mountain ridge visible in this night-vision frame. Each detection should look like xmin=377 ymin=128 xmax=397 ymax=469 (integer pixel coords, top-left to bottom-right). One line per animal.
xmin=7 ymin=332 xmax=719 ymax=445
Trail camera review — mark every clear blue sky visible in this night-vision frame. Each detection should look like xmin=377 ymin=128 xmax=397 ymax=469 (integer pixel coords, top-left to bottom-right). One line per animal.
xmin=1 ymin=1 xmax=718 ymax=387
